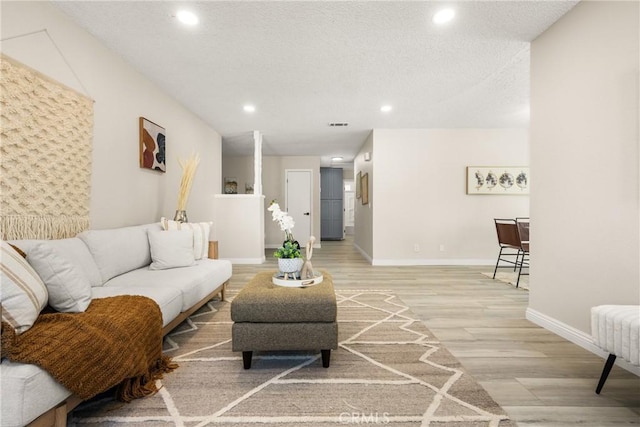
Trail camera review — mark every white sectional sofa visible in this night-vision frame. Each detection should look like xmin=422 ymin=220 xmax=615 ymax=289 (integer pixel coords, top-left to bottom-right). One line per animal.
xmin=1 ymin=222 xmax=232 ymax=427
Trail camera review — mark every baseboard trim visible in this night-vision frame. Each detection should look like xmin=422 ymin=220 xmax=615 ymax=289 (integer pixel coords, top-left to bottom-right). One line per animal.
xmin=526 ymin=308 xmax=640 ymax=376
xmin=353 ymin=243 xmax=373 ymax=264
xmin=372 ymin=258 xmax=495 ymax=266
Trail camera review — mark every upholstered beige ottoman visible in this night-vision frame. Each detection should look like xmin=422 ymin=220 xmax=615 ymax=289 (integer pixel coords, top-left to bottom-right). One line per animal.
xmin=231 ymin=271 xmax=338 ymax=369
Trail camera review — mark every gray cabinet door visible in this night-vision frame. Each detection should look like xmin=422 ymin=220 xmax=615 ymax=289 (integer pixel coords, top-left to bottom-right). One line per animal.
xmin=320 ymin=168 xmax=343 ymax=240
xmin=321 ymin=199 xmax=343 ymax=240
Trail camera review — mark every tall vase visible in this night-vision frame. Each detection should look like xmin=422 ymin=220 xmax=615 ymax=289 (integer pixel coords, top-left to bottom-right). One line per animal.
xmin=174 ymin=210 xmax=188 ymax=223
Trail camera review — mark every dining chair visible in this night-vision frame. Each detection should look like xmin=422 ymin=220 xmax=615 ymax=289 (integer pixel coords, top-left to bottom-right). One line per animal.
xmin=514 ymin=217 xmax=530 ymax=288
xmin=492 ymin=218 xmax=522 ymax=280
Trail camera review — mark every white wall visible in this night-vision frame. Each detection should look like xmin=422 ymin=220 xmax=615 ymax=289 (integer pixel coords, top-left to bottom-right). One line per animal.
xmin=222 ymin=156 xmax=254 ymax=194
xmin=529 ymin=1 xmax=640 ymax=335
xmin=213 ymin=195 xmax=265 ymax=263
xmin=370 ymin=129 xmax=529 ymax=264
xmin=1 ymin=2 xmax=222 ymax=228
xmin=354 ymin=132 xmax=374 ymax=260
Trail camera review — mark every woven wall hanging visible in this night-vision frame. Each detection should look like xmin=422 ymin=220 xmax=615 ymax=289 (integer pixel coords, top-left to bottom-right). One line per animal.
xmin=0 ymin=54 xmax=94 ymax=240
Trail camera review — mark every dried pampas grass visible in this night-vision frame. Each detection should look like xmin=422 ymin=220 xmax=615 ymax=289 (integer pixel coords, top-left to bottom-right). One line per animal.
xmin=177 ymin=153 xmax=200 ymax=211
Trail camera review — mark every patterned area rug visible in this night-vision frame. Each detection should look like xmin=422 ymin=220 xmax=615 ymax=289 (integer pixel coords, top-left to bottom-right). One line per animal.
xmin=71 ymin=291 xmax=514 ymax=426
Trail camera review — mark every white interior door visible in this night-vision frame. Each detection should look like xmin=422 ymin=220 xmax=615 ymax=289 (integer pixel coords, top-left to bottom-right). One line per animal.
xmin=285 ymin=169 xmax=312 ymax=244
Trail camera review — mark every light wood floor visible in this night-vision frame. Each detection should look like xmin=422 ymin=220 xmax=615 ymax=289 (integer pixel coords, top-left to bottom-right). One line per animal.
xmin=228 ymin=237 xmax=640 ymax=426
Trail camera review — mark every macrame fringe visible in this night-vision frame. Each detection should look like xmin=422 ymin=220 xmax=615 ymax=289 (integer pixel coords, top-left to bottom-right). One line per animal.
xmin=0 ymin=215 xmax=89 ymax=240
xmin=116 ymin=356 xmax=178 ymax=403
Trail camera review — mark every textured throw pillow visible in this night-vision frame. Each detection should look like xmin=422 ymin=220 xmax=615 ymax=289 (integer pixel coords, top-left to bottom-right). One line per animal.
xmin=148 ymin=229 xmax=196 ymax=270
xmin=1 ymin=241 xmax=48 ymax=334
xmin=160 ymin=218 xmax=212 ymax=260
xmin=28 ymin=242 xmax=93 ymax=313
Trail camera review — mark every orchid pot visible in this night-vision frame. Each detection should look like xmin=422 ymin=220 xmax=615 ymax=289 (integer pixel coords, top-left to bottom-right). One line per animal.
xmin=277 ymin=257 xmax=304 ymax=274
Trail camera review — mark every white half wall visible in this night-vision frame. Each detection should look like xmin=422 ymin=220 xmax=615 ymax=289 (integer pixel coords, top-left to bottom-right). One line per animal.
xmin=370 ymin=129 xmax=529 ymax=265
xmin=1 ymin=2 xmax=222 ymax=228
xmin=529 ymin=0 xmax=640 ymax=335
xmin=213 ymin=195 xmax=265 ymax=264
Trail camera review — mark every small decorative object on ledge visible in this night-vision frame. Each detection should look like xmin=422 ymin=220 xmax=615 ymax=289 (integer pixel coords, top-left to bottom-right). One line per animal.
xmin=174 ymin=153 xmax=200 ymax=222
xmin=224 ymin=177 xmax=238 ymax=194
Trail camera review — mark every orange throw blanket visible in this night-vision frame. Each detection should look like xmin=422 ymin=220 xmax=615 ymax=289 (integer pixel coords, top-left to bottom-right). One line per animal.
xmin=1 ymin=295 xmax=177 ymax=402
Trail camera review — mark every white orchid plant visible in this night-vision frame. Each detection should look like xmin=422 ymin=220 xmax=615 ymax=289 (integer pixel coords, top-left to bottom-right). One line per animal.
xmin=268 ymin=201 xmax=295 ymax=243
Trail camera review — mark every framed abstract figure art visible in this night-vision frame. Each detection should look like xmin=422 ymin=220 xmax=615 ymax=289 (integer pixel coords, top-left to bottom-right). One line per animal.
xmin=139 ymin=117 xmax=166 ymax=172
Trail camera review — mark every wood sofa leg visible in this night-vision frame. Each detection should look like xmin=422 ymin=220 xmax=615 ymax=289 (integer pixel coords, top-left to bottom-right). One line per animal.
xmin=321 ymin=349 xmax=331 ymax=368
xmin=596 ymin=353 xmax=617 ymax=394
xmin=242 ymin=351 xmax=253 ymax=369
xmin=54 ymin=402 xmax=68 ymax=427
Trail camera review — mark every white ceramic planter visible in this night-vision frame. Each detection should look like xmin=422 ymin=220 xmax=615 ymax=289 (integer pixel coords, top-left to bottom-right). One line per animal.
xmin=278 ymin=258 xmax=304 ymax=274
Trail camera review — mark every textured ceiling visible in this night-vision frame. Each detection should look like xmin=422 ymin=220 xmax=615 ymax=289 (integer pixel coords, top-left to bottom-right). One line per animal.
xmin=53 ymin=1 xmax=578 ymax=165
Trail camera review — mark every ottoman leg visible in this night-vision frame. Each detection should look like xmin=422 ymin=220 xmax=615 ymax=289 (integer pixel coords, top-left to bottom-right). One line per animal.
xmin=242 ymin=351 xmax=253 ymax=369
xmin=321 ymin=349 xmax=331 ymax=368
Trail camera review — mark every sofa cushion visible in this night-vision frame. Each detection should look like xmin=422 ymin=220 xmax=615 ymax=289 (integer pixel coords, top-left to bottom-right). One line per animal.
xmin=91 ymin=286 xmax=182 ymax=328
xmin=0 ymin=360 xmax=72 ymax=427
xmin=160 ymin=218 xmax=211 ymax=260
xmin=1 ymin=241 xmax=48 ymax=334
xmin=27 ymin=242 xmax=93 ymax=312
xmin=78 ymin=223 xmax=162 ymax=283
xmin=8 ymin=238 xmax=102 ymax=289
xmin=104 ymin=259 xmax=232 ymax=311
xmin=148 ymin=229 xmax=195 ymax=270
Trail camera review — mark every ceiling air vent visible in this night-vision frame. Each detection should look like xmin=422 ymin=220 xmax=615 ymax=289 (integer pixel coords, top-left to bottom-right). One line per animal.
xmin=328 ymin=122 xmax=349 ymax=127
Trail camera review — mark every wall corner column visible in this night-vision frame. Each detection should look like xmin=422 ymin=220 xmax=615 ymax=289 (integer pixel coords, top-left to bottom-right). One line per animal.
xmin=253 ymin=130 xmax=263 ymax=196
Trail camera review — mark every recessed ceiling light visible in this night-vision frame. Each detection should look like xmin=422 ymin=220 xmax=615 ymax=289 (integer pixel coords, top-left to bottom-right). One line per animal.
xmin=243 ymin=105 xmax=256 ymax=113
xmin=331 ymin=157 xmax=344 ymax=162
xmin=176 ymin=10 xmax=199 ymax=26
xmin=380 ymin=105 xmax=393 ymax=113
xmin=433 ymin=8 xmax=455 ymax=24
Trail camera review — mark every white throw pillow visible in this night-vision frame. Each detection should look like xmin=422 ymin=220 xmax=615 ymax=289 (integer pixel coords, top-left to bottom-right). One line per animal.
xmin=78 ymin=223 xmax=162 ymax=283
xmin=160 ymin=218 xmax=211 ymax=260
xmin=148 ymin=229 xmax=196 ymax=270
xmin=1 ymin=241 xmax=48 ymax=334
xmin=28 ymin=242 xmax=93 ymax=313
